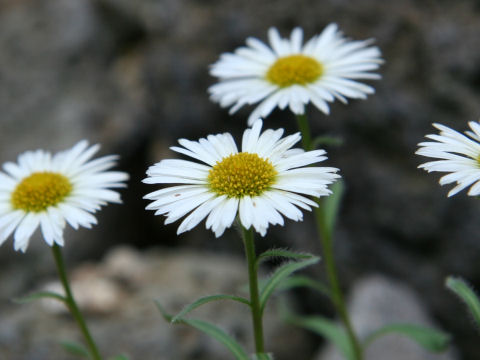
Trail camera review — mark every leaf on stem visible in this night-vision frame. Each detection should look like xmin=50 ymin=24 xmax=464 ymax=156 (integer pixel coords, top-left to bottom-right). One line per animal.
xmin=312 ymin=135 xmax=344 ymax=148
xmin=287 ymin=314 xmax=355 ymax=360
xmin=275 ymin=275 xmax=331 ymax=298
xmin=108 ymin=355 xmax=130 ymax=360
xmin=12 ymin=290 xmax=67 ymax=304
xmin=320 ymin=179 xmax=344 ymax=238
xmin=59 ymin=340 xmax=91 ymax=358
xmin=256 ymin=248 xmax=314 ymax=267
xmin=259 ymin=255 xmax=320 ymax=314
xmin=181 ymin=319 xmax=249 ymax=360
xmin=446 ymin=276 xmax=480 ymax=328
xmin=154 ymin=300 xmax=249 ymax=360
xmin=171 ymin=294 xmax=250 ymax=323
xmin=155 ymin=300 xmax=173 ymax=322
xmin=364 ymin=323 xmax=450 ymax=352
xmin=251 ymin=353 xmax=274 ymax=360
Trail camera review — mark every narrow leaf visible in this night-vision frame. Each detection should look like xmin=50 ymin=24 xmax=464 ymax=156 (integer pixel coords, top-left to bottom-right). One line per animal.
xmin=59 ymin=341 xmax=91 ymax=358
xmin=288 ymin=314 xmax=354 ymax=360
xmin=276 ymin=275 xmax=331 ymax=298
xmin=154 ymin=300 xmax=173 ymax=322
xmin=13 ymin=290 xmax=66 ymax=304
xmin=251 ymin=353 xmax=273 ymax=360
xmin=154 ymin=300 xmax=249 ymax=360
xmin=321 ymin=179 xmax=344 ymax=237
xmin=259 ymin=256 xmax=320 ymax=314
xmin=446 ymin=276 xmax=480 ymax=327
xmin=312 ymin=135 xmax=344 ymax=148
xmin=257 ymin=248 xmax=315 ymax=267
xmin=365 ymin=323 xmax=450 ymax=352
xmin=171 ymin=294 xmax=250 ymax=323
xmin=108 ymin=355 xmax=130 ymax=360
xmin=178 ymin=318 xmax=249 ymax=360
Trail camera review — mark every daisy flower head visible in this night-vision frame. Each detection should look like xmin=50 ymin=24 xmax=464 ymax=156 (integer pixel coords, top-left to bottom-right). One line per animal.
xmin=209 ymin=24 xmax=383 ymax=125
xmin=0 ymin=141 xmax=129 ymax=252
xmin=143 ymin=120 xmax=340 ymax=237
xmin=416 ymin=121 xmax=480 ymax=197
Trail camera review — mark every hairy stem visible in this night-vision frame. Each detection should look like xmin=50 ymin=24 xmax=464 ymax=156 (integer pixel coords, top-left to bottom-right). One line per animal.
xmin=296 ymin=113 xmax=363 ymax=360
xmin=51 ymin=244 xmax=102 ymax=360
xmin=241 ymin=226 xmax=265 ymax=354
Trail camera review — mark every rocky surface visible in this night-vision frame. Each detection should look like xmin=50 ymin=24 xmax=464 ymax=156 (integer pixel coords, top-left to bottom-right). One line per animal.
xmin=1 ymin=248 xmax=462 ymax=360
xmin=1 ymin=0 xmax=480 ymax=358
xmin=316 ymin=275 xmax=458 ymax=360
xmin=1 ymin=246 xmax=312 ymax=360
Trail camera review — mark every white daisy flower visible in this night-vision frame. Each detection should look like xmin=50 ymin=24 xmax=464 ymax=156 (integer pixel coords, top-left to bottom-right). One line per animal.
xmin=0 ymin=141 xmax=129 ymax=252
xmin=416 ymin=121 xmax=480 ymax=197
xmin=143 ymin=120 xmax=340 ymax=237
xmin=209 ymin=24 xmax=383 ymax=125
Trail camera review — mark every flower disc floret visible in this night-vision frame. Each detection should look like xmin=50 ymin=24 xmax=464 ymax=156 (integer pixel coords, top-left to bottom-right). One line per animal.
xmin=266 ymin=55 xmax=323 ymax=87
xmin=11 ymin=172 xmax=72 ymax=212
xmin=208 ymin=153 xmax=277 ymax=198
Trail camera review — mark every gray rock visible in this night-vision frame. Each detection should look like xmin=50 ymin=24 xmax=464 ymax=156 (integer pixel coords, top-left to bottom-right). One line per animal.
xmin=316 ymin=275 xmax=458 ymax=360
xmin=1 ymin=246 xmax=310 ymax=360
xmin=0 ymin=0 xmax=148 ymax=160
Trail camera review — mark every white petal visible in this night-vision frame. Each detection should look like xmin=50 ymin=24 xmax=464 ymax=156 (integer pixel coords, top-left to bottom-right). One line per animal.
xmin=290 ymin=27 xmax=303 ymax=53
xmin=177 ymin=196 xmax=226 ymax=234
xmin=205 ymin=197 xmax=239 ymax=236
xmin=239 ymin=196 xmax=255 ymax=230
xmin=57 ymin=203 xmax=97 ymax=229
xmin=14 ymin=213 xmax=40 ymax=252
xmin=0 ymin=173 xmax=17 ymax=190
xmin=242 ymin=120 xmax=264 ymax=152
xmin=163 ymin=192 xmax=216 ymax=224
xmin=0 ymin=211 xmax=24 ymax=246
xmin=263 ymin=191 xmax=303 ymax=221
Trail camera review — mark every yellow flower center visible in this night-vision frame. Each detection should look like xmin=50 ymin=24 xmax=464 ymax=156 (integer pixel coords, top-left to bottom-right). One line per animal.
xmin=11 ymin=172 xmax=72 ymax=212
xmin=208 ymin=153 xmax=277 ymax=198
xmin=266 ymin=54 xmax=323 ymax=87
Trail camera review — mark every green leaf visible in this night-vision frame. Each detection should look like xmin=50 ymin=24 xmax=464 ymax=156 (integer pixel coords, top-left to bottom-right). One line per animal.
xmin=446 ymin=276 xmax=480 ymax=327
xmin=182 ymin=319 xmax=249 ymax=360
xmin=171 ymin=294 xmax=250 ymax=323
xmin=364 ymin=323 xmax=450 ymax=352
xmin=276 ymin=275 xmax=331 ymax=298
xmin=59 ymin=341 xmax=91 ymax=358
xmin=154 ymin=300 xmax=249 ymax=360
xmin=312 ymin=135 xmax=344 ymax=148
xmin=259 ymin=256 xmax=320 ymax=314
xmin=321 ymin=179 xmax=344 ymax=237
xmin=288 ymin=314 xmax=354 ymax=360
xmin=13 ymin=290 xmax=66 ymax=304
xmin=155 ymin=300 xmax=174 ymax=322
xmin=256 ymin=248 xmax=315 ymax=267
xmin=108 ymin=355 xmax=130 ymax=360
xmin=251 ymin=353 xmax=273 ymax=360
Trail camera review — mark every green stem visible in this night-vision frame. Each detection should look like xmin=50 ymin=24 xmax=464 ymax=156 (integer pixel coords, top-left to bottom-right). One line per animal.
xmin=241 ymin=226 xmax=265 ymax=354
xmin=51 ymin=244 xmax=102 ymax=360
xmin=315 ymin=207 xmax=363 ymax=360
xmin=295 ymin=114 xmax=363 ymax=360
xmin=296 ymin=114 xmax=313 ymax=151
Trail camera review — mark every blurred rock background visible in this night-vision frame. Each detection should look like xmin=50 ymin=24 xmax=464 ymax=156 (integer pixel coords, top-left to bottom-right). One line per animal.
xmin=0 ymin=0 xmax=479 ymax=359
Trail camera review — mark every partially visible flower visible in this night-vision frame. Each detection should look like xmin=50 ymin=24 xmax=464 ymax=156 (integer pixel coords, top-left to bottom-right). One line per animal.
xmin=143 ymin=120 xmax=340 ymax=237
xmin=0 ymin=141 xmax=129 ymax=252
xmin=209 ymin=24 xmax=383 ymax=125
xmin=416 ymin=121 xmax=480 ymax=197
